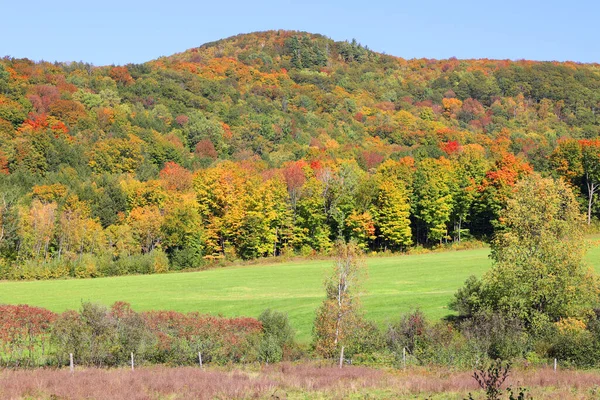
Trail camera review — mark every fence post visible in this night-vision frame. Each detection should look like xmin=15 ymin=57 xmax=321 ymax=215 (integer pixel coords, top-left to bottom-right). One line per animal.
xmin=554 ymin=358 xmax=557 ymax=372
xmin=131 ymin=352 xmax=134 ymax=371
xmin=403 ymin=347 xmax=406 ymax=370
xmin=198 ymin=352 xmax=203 ymax=369
xmin=69 ymin=353 xmax=74 ymax=374
xmin=339 ymin=346 xmax=345 ymax=369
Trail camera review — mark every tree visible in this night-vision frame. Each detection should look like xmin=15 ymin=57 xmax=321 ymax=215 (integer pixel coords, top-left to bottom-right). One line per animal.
xmin=313 ymin=241 xmax=366 ymax=358
xmin=471 ymin=153 xmax=532 ymax=237
xmin=452 ymin=175 xmax=599 ymax=325
xmin=127 ymin=206 xmax=163 ymax=253
xmin=413 ymin=158 xmax=454 ymax=244
xmin=551 ymin=139 xmax=600 ymax=225
xmin=580 ymin=140 xmax=600 ymax=225
xmin=88 ymin=137 xmax=144 ymax=174
xmin=450 ymin=146 xmax=488 ymax=241
xmin=18 ymin=200 xmax=57 ymax=260
xmin=371 ymin=179 xmax=412 ymax=250
xmin=159 ymin=161 xmax=193 ymax=192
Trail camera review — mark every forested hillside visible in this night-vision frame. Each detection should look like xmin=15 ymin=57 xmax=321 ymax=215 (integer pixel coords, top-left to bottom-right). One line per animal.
xmin=1 ymin=30 xmax=599 ymax=279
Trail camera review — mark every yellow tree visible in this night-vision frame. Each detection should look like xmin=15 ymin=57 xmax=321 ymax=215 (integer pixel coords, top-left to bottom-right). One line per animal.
xmin=18 ymin=200 xmax=57 ymax=260
xmin=57 ymin=195 xmax=104 ymax=259
xmin=127 ymin=206 xmax=163 ymax=253
xmin=193 ymin=161 xmax=247 ymax=256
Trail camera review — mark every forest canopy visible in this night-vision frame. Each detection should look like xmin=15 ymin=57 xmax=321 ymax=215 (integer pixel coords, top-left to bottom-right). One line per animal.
xmin=1 ymin=30 xmax=599 ymax=278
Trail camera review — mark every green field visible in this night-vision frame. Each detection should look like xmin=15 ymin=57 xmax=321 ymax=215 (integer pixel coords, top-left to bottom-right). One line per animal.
xmin=1 ymin=241 xmax=599 ymax=342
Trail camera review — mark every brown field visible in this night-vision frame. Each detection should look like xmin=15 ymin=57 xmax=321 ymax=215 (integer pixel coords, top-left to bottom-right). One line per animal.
xmin=1 ymin=363 xmax=600 ymax=399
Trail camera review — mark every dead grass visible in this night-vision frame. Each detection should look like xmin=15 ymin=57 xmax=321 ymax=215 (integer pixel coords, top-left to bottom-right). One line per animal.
xmin=0 ymin=363 xmax=599 ymax=399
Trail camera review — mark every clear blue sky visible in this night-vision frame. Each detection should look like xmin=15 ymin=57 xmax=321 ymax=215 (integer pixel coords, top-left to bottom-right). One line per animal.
xmin=1 ymin=0 xmax=598 ymax=65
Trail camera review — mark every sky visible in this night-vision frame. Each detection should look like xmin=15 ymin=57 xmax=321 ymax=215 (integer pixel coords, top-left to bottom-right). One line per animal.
xmin=1 ymin=0 xmax=599 ymax=66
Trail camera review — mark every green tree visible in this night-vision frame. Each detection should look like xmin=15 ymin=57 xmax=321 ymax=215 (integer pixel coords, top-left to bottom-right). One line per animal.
xmin=581 ymin=140 xmax=600 ymax=225
xmin=450 ymin=148 xmax=487 ymax=241
xmin=413 ymin=158 xmax=453 ymax=244
xmin=452 ymin=175 xmax=599 ymax=325
xmin=371 ymin=179 xmax=412 ymax=250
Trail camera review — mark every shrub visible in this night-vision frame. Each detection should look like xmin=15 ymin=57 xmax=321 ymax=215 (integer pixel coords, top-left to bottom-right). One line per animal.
xmin=74 ymin=254 xmax=99 ymax=278
xmin=346 ymin=319 xmax=386 ymax=358
xmin=258 ymin=335 xmax=283 ymax=364
xmin=10 ymin=259 xmax=70 ymax=280
xmin=142 ymin=310 xmax=262 ymax=365
xmin=169 ymin=247 xmax=204 ymax=271
xmin=0 ymin=305 xmax=56 ymax=367
xmin=258 ymin=309 xmax=297 ymax=362
xmin=387 ymin=310 xmax=482 ymax=368
xmin=51 ymin=302 xmax=154 ymax=367
xmin=387 ymin=309 xmax=427 ymax=354
xmin=547 ymin=317 xmax=600 ymax=367
xmin=150 ymin=249 xmax=169 ymax=273
xmin=460 ymin=312 xmax=529 ymax=361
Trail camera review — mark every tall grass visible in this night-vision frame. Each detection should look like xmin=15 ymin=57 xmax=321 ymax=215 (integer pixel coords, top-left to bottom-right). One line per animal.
xmin=1 ymin=364 xmax=599 ymax=399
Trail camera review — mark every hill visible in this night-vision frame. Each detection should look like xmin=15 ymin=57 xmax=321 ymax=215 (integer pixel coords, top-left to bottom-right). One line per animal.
xmin=0 ymin=30 xmax=599 ymax=276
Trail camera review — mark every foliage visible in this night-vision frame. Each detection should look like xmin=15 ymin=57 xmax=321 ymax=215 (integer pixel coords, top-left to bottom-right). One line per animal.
xmin=313 ymin=240 xmax=366 ymax=358
xmin=452 ymin=175 xmax=599 ymax=325
xmin=1 ymin=30 xmax=600 ymax=277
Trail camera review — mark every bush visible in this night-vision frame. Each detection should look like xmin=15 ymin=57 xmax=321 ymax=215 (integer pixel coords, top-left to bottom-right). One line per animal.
xmin=51 ymin=302 xmax=154 ymax=367
xmin=150 ymin=249 xmax=169 ymax=273
xmin=460 ymin=312 xmax=529 ymax=361
xmin=387 ymin=309 xmax=427 ymax=354
xmin=74 ymin=254 xmax=99 ymax=278
xmin=387 ymin=310 xmax=482 ymax=368
xmin=48 ymin=302 xmax=265 ymax=367
xmin=258 ymin=335 xmax=283 ymax=364
xmin=169 ymin=247 xmax=204 ymax=271
xmin=142 ymin=310 xmax=262 ymax=365
xmin=548 ymin=318 xmax=600 ymax=368
xmin=449 ymin=275 xmax=487 ymax=317
xmin=346 ymin=319 xmax=386 ymax=358
xmin=10 ymin=259 xmax=70 ymax=280
xmin=0 ymin=305 xmax=56 ymax=367
xmin=258 ymin=309 xmax=294 ymax=348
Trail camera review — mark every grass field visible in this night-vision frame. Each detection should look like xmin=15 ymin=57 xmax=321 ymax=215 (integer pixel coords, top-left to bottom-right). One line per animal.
xmin=1 ymin=240 xmax=599 ymax=342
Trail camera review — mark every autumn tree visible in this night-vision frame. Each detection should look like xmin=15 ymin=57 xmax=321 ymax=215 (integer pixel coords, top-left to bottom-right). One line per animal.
xmin=18 ymin=200 xmax=57 ymax=260
xmin=57 ymin=195 xmax=104 ymax=259
xmin=294 ymin=176 xmax=332 ymax=252
xmin=159 ymin=161 xmax=193 ymax=192
xmin=471 ymin=153 xmax=532 ymax=237
xmin=193 ymin=162 xmax=248 ymax=256
xmin=127 ymin=206 xmax=163 ymax=253
xmin=235 ymin=177 xmax=286 ymax=259
xmin=88 ymin=137 xmax=144 ymax=174
xmin=313 ymin=241 xmax=366 ymax=358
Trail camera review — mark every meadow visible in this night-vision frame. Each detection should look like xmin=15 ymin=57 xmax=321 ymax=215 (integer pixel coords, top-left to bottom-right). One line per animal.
xmin=2 ymin=364 xmax=600 ymax=399
xmin=1 ymin=241 xmax=599 ymax=342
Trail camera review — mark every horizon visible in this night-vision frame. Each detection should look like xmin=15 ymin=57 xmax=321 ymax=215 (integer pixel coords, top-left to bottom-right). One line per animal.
xmin=1 ymin=0 xmax=599 ymax=66
xmin=3 ymin=30 xmax=600 ymax=67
